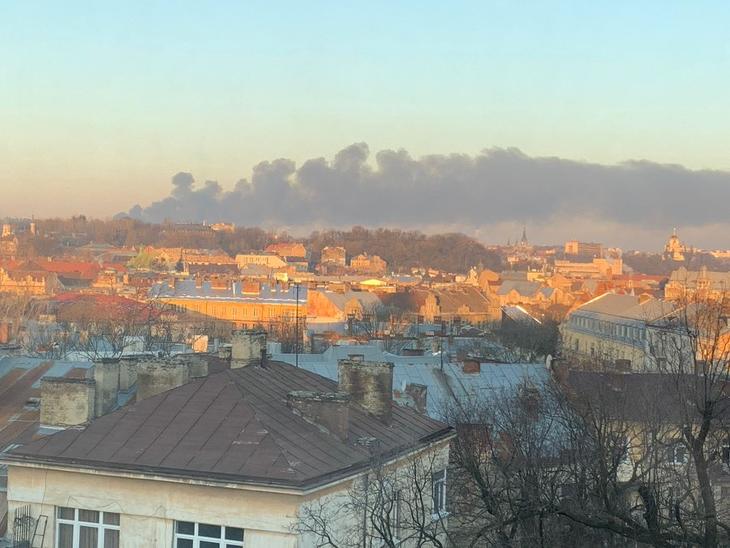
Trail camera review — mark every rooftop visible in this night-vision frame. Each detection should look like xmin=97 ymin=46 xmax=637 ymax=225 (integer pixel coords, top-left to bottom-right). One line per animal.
xmin=4 ymin=361 xmax=451 ymax=490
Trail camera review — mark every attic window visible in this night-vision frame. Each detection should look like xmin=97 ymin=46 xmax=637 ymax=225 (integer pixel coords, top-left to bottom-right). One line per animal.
xmin=24 ymin=398 xmax=40 ymax=410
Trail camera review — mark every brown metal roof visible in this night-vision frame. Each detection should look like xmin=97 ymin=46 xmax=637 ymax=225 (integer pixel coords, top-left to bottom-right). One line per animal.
xmin=6 ymin=361 xmax=452 ymax=489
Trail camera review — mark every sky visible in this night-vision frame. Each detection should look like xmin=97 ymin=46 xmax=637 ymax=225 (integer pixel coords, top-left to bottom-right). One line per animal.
xmin=1 ymin=2 xmax=729 ymax=249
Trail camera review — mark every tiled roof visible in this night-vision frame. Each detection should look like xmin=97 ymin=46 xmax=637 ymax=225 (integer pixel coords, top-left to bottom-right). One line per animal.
xmin=6 ymin=362 xmax=451 ymax=489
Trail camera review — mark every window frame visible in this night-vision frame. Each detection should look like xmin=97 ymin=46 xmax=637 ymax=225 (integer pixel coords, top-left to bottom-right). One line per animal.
xmin=174 ymin=520 xmax=245 ymax=548
xmin=431 ymin=469 xmax=447 ymax=518
xmin=667 ymin=442 xmax=688 ymax=465
xmin=55 ymin=506 xmax=120 ymax=548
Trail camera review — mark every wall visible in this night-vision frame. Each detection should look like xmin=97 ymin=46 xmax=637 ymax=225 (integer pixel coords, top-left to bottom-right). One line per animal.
xmin=162 ymin=296 xmax=299 ymax=328
xmin=6 ymin=442 xmax=451 ymax=548
xmin=6 ymin=466 xmax=305 ymax=548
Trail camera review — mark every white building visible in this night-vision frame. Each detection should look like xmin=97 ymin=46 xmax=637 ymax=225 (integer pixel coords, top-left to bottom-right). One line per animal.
xmin=2 ymin=359 xmax=453 ymax=547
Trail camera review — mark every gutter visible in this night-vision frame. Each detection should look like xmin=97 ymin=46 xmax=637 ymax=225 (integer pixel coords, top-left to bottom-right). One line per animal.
xmin=1 ymin=427 xmax=455 ymax=496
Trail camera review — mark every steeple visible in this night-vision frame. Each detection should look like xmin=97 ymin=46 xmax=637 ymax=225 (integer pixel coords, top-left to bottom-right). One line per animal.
xmin=175 ymin=249 xmax=186 ymax=273
xmin=520 ymin=225 xmax=528 ymax=246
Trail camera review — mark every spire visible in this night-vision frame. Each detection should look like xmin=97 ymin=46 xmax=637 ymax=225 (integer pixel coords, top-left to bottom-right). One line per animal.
xmin=520 ymin=225 xmax=528 ymax=245
xmin=175 ymin=248 xmax=185 ymax=273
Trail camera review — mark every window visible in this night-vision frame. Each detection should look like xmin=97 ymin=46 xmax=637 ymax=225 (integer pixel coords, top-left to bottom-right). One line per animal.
xmin=431 ymin=469 xmax=447 ymax=516
xmin=56 ymin=507 xmax=119 ymax=548
xmin=174 ymin=521 xmax=244 ymax=548
xmin=666 ymin=443 xmax=688 ymax=465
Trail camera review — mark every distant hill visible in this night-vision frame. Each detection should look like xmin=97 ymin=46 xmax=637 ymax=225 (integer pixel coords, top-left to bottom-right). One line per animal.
xmin=30 ymin=219 xmax=502 ymax=273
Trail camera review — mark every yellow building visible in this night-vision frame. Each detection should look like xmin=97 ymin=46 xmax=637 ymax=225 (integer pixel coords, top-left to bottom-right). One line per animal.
xmin=560 ymin=292 xmax=675 ymax=370
xmin=0 ymin=266 xmax=63 ymax=296
xmin=152 ymin=280 xmax=305 ymax=328
xmin=664 ymin=228 xmax=686 ymax=261
xmin=664 ymin=266 xmax=730 ymax=301
xmin=235 ymin=252 xmax=287 ymax=270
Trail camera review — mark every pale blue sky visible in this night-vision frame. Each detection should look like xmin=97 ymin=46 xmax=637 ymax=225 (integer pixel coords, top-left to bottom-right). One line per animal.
xmin=1 ymin=1 xmax=729 ymax=217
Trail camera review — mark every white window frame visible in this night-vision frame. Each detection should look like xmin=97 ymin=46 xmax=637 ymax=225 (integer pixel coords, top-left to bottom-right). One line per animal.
xmin=55 ymin=507 xmax=120 ymax=548
xmin=431 ymin=469 xmax=447 ymax=518
xmin=174 ymin=521 xmax=244 ymax=547
xmin=667 ymin=442 xmax=688 ymax=465
xmin=389 ymin=489 xmax=402 ymax=545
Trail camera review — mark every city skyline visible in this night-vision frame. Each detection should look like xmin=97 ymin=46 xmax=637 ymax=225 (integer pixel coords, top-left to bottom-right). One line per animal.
xmin=3 ymin=1 xmax=730 ymax=249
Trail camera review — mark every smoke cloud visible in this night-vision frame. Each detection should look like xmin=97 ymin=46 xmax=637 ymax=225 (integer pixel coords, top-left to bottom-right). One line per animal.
xmin=121 ymin=144 xmax=730 ymax=250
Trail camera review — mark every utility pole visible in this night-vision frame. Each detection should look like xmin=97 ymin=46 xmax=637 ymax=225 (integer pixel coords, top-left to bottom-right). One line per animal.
xmin=294 ymin=282 xmax=300 ymax=368
xmin=440 ymin=320 xmax=445 ymax=371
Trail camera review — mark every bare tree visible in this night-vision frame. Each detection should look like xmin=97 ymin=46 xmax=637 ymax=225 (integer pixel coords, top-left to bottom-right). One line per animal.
xmin=295 ymin=443 xmax=453 ymax=548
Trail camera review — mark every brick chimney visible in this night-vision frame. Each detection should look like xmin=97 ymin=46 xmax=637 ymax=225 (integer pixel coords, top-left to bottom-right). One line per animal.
xmin=231 ymin=329 xmax=267 ymax=368
xmin=462 ymin=358 xmax=481 ymax=374
xmin=287 ymin=391 xmax=350 ymax=440
xmin=338 ymin=359 xmax=394 ymax=424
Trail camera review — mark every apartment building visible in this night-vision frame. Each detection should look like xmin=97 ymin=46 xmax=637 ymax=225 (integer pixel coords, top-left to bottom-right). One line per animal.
xmin=2 ymin=345 xmax=454 ymax=547
xmin=560 ymin=293 xmax=676 ymax=370
xmin=151 ymin=280 xmax=306 ymax=328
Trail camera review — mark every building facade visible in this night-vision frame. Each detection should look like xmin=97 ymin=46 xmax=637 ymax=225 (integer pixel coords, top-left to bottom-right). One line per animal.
xmin=151 ymin=280 xmax=306 ymax=329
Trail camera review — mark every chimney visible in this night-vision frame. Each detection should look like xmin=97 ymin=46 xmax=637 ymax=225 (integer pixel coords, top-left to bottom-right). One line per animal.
xmin=404 ymin=383 xmax=428 ymax=415
xmin=40 ymin=377 xmax=96 ymax=427
xmin=462 ymin=358 xmax=481 ymax=374
xmin=402 ymin=348 xmax=425 ymax=356
xmin=231 ymin=329 xmax=267 ymax=368
xmin=136 ymin=359 xmax=191 ymax=401
xmin=338 ymin=359 xmax=394 ymax=424
xmin=287 ymin=391 xmax=350 ymax=440
xmin=181 ymin=355 xmax=209 ymax=378
xmin=93 ymin=359 xmax=120 ymax=417
xmin=118 ymin=358 xmax=138 ymax=392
